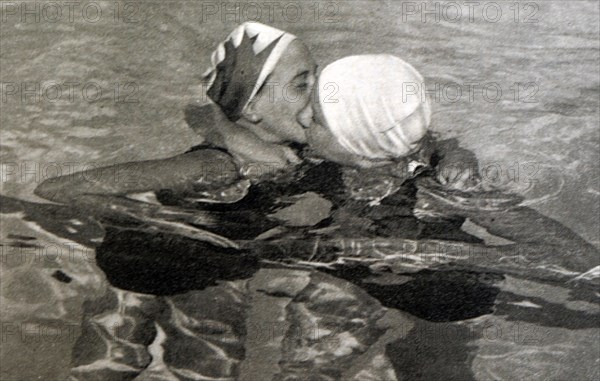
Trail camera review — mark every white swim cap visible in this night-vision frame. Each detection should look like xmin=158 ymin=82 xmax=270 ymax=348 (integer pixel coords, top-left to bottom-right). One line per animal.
xmin=318 ymin=54 xmax=431 ymax=159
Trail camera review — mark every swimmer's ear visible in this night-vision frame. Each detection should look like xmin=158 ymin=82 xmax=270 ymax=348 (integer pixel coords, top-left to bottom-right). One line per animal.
xmin=241 ymin=101 xmax=263 ymax=124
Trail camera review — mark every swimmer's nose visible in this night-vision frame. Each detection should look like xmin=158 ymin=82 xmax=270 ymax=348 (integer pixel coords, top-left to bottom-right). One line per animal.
xmin=297 ymin=103 xmax=313 ymax=129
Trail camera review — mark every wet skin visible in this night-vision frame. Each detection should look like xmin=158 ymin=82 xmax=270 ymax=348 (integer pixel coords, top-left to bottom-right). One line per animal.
xmin=297 ymin=86 xmax=396 ymax=168
xmin=240 ymin=39 xmax=317 ymax=145
xmin=35 ymin=40 xmax=318 ymax=202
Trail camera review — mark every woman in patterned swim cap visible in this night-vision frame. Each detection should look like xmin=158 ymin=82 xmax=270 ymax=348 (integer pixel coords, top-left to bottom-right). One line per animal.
xmin=202 ymin=22 xmax=317 ymax=150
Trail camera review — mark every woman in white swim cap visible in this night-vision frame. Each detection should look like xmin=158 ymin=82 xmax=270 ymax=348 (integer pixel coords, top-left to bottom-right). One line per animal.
xmin=298 ymin=54 xmax=481 ymax=190
xmin=298 ymin=54 xmax=431 ymax=167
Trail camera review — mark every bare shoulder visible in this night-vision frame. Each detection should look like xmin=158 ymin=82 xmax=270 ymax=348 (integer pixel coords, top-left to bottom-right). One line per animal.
xmin=184 ymin=146 xmax=236 ymax=164
xmin=173 ymin=147 xmax=240 ymax=184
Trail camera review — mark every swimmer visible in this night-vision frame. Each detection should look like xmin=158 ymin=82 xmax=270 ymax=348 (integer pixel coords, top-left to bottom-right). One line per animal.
xmin=298 ymin=54 xmax=481 ymax=191
xmin=35 ymin=22 xmax=317 ymax=205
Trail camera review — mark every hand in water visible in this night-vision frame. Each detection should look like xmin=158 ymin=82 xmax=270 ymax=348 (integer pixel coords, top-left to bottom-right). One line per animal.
xmin=431 ymin=138 xmax=482 ymax=191
xmin=435 ymin=152 xmax=481 ymax=191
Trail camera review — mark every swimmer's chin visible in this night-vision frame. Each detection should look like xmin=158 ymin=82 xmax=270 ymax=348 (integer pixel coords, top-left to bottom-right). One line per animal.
xmin=304 ymin=141 xmax=391 ymax=169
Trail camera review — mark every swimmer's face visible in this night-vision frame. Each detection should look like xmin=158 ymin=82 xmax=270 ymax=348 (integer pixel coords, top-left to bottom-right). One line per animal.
xmin=298 ymin=86 xmax=386 ymax=167
xmin=243 ymin=40 xmax=316 ymax=144
xmin=298 ymin=87 xmax=347 ymax=161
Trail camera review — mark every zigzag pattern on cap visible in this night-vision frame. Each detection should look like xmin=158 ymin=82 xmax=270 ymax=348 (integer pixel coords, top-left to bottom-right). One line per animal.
xmin=207 ymin=31 xmax=282 ymax=121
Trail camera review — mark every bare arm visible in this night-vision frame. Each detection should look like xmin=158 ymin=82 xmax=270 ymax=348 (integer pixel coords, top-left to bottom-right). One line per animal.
xmin=463 ymin=206 xmax=599 ymax=271
xmin=34 ymin=149 xmax=239 ymax=204
xmin=415 ymin=181 xmax=599 ymax=272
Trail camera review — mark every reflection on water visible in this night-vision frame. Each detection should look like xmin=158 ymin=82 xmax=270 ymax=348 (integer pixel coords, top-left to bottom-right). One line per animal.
xmin=1 ymin=0 xmax=598 ymax=244
xmin=1 ymin=191 xmax=598 ymax=380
